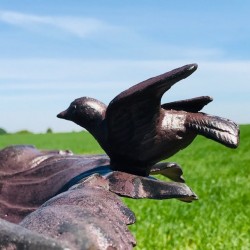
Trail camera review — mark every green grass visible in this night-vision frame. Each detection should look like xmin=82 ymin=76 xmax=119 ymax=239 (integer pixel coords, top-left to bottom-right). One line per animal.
xmin=0 ymin=131 xmax=105 ymax=154
xmin=0 ymin=126 xmax=249 ymax=249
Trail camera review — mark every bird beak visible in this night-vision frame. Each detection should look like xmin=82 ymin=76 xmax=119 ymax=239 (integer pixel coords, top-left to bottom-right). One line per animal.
xmin=57 ymin=109 xmax=69 ymax=120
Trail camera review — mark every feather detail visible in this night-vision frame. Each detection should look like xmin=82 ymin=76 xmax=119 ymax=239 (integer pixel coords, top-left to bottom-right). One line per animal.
xmin=186 ymin=113 xmax=239 ymax=148
xmin=162 ymin=96 xmax=213 ymax=112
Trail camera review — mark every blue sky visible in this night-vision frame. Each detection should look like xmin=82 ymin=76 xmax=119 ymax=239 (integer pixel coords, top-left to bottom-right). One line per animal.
xmin=0 ymin=1 xmax=249 ymax=133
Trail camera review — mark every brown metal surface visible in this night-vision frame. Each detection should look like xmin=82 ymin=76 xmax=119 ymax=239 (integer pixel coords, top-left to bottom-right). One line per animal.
xmin=0 ymin=144 xmax=196 ymax=249
xmin=20 ymin=174 xmax=136 ymax=250
xmin=0 ymin=145 xmax=110 ymax=223
xmin=58 ymin=64 xmax=239 ymax=176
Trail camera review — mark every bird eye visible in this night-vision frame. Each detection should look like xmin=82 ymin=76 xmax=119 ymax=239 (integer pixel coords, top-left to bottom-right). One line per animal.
xmin=71 ymin=105 xmax=77 ymax=113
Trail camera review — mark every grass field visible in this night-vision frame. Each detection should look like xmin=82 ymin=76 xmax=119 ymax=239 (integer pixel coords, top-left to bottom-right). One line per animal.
xmin=0 ymin=125 xmax=249 ymax=250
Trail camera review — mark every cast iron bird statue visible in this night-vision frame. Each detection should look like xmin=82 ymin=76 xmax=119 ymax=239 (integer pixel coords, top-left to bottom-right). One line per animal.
xmin=57 ymin=64 xmax=239 ymax=176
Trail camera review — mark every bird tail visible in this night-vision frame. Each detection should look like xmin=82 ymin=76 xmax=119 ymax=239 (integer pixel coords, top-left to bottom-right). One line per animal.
xmin=186 ymin=113 xmax=239 ymax=148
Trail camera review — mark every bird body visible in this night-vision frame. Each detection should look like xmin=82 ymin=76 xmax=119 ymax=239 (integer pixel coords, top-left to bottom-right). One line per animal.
xmin=58 ymin=64 xmax=239 ymax=176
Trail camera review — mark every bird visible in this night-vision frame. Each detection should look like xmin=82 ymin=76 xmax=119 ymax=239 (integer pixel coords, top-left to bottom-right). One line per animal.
xmin=57 ymin=63 xmax=239 ymax=176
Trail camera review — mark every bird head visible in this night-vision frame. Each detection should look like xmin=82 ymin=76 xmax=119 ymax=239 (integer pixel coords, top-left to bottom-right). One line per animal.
xmin=57 ymin=97 xmax=107 ymax=131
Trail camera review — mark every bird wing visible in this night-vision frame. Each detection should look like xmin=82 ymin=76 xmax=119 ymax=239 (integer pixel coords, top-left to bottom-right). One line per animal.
xmin=106 ymin=64 xmax=198 ymax=158
xmin=161 ymin=96 xmax=213 ymax=112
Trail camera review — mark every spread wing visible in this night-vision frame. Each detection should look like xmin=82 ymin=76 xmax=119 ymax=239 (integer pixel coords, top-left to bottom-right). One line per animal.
xmin=106 ymin=64 xmax=198 ymax=160
xmin=161 ymin=96 xmax=213 ymax=113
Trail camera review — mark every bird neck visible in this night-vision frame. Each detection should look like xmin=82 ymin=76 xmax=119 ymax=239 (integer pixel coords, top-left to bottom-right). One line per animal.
xmin=77 ymin=117 xmax=109 ymax=155
xmin=89 ymin=120 xmax=110 ymax=154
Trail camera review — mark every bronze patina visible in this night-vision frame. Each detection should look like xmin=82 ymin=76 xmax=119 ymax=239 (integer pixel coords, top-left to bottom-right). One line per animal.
xmin=0 ymin=64 xmax=239 ymax=249
xmin=58 ymin=64 xmax=239 ymax=176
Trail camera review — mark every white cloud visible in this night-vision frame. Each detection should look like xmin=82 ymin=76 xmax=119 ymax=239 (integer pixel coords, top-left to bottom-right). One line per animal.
xmin=0 ymin=10 xmax=114 ymax=38
xmin=0 ymin=10 xmax=226 ymax=60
